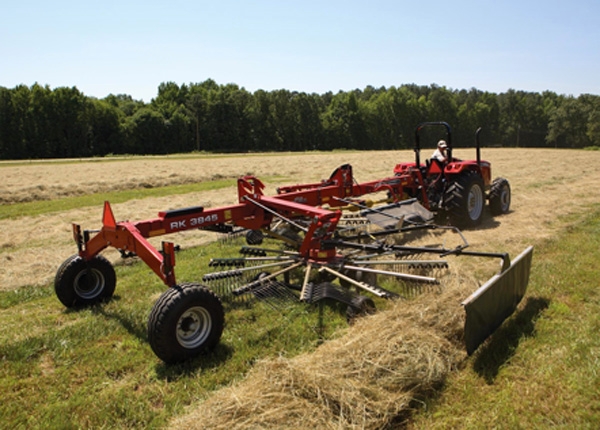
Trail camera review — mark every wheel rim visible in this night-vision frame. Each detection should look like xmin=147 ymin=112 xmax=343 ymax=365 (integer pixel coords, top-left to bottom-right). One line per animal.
xmin=467 ymin=185 xmax=484 ymax=220
xmin=176 ymin=306 xmax=212 ymax=349
xmin=74 ymin=268 xmax=105 ymax=299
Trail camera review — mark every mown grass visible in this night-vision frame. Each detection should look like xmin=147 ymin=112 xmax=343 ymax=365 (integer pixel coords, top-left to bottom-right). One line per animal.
xmin=0 ymin=179 xmax=237 ymax=220
xmin=0 ymin=150 xmax=358 ymax=168
xmin=410 ymin=205 xmax=600 ymax=428
xmin=0 ymin=173 xmax=293 ymax=220
xmin=0 ymin=236 xmax=348 ymax=428
xmin=2 ymin=206 xmax=599 ymax=428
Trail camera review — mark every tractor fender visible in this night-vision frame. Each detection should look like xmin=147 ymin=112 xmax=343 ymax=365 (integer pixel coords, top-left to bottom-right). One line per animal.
xmin=445 ymin=160 xmax=492 ymax=187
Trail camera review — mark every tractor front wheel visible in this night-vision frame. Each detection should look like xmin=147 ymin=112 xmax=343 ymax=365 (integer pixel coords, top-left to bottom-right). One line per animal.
xmin=54 ymin=255 xmax=116 ymax=307
xmin=489 ymin=177 xmax=511 ymax=216
xmin=445 ymin=171 xmax=485 ymax=228
xmin=147 ymin=283 xmax=224 ymax=364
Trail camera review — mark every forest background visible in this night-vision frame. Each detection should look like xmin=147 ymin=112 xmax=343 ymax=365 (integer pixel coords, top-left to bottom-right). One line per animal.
xmin=1 ymin=80 xmax=599 ymax=160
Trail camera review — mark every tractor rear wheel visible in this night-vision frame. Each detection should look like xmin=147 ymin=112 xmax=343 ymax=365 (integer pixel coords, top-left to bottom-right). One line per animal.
xmin=54 ymin=255 xmax=116 ymax=307
xmin=445 ymin=171 xmax=485 ymax=228
xmin=148 ymin=283 xmax=224 ymax=364
xmin=489 ymin=177 xmax=511 ymax=216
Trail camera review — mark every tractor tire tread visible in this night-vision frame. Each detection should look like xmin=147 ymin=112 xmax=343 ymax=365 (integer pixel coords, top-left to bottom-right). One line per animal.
xmin=489 ymin=177 xmax=511 ymax=216
xmin=444 ymin=171 xmax=485 ymax=228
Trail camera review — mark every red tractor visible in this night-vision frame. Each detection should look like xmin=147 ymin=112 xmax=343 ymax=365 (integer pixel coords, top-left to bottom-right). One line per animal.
xmin=393 ymin=122 xmax=511 ymax=227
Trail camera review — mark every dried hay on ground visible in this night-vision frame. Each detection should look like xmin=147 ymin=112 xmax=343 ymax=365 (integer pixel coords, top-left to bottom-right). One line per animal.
xmin=2 ymin=148 xmax=600 ymax=291
xmin=3 ymin=148 xmax=600 ymax=426
xmin=171 ymin=272 xmax=470 ymax=429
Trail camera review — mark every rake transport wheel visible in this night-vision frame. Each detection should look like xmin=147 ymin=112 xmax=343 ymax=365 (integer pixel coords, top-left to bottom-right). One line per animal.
xmin=445 ymin=171 xmax=485 ymax=228
xmin=54 ymin=255 xmax=116 ymax=307
xmin=489 ymin=177 xmax=511 ymax=216
xmin=346 ymin=295 xmax=376 ymax=323
xmin=339 ymin=269 xmax=377 ymax=292
xmin=148 ymin=283 xmax=224 ymax=364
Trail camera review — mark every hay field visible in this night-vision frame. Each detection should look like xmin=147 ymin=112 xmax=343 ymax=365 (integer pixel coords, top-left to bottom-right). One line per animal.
xmin=2 ymin=148 xmax=600 ymax=428
xmin=1 ymin=148 xmax=598 ymax=291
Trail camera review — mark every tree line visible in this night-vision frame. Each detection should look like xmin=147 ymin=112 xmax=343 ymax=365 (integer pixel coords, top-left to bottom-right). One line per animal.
xmin=0 ymin=80 xmax=598 ymax=160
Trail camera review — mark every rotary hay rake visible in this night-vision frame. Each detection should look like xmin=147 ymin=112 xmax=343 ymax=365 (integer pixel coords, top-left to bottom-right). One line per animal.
xmin=54 ymin=123 xmax=533 ymax=363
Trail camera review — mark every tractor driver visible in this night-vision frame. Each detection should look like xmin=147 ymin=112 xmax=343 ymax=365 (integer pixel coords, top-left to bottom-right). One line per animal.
xmin=431 ymin=140 xmax=448 ymax=163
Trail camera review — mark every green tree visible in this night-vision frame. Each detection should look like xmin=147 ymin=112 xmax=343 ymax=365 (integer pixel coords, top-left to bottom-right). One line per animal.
xmin=87 ymin=99 xmax=124 ymax=155
xmin=104 ymin=93 xmax=144 ymax=117
xmin=426 ymin=85 xmax=458 ymax=128
xmin=247 ymin=89 xmax=279 ymax=151
xmin=0 ymin=86 xmax=20 ymax=159
xmin=124 ymin=108 xmax=167 ymax=154
xmin=547 ymin=95 xmax=596 ymax=148
xmin=202 ymin=83 xmax=251 ymax=152
xmin=321 ymin=91 xmax=368 ymax=150
xmin=152 ymin=82 xmax=194 ymax=153
xmin=456 ymin=89 xmax=500 ymax=145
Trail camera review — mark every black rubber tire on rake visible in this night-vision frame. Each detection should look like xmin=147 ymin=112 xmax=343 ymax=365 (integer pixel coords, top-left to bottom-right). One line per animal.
xmin=54 ymin=254 xmax=116 ymax=307
xmin=147 ymin=283 xmax=224 ymax=364
xmin=346 ymin=295 xmax=376 ymax=323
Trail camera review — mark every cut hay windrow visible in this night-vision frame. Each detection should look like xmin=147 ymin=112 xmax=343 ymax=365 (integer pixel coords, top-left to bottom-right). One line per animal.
xmin=171 ymin=277 xmax=468 ymax=429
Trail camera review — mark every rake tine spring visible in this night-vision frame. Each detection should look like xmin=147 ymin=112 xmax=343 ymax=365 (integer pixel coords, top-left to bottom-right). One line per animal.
xmin=239 ymin=247 xmax=267 ymax=257
xmin=349 ymin=259 xmax=448 ymax=270
xmin=240 ymin=246 xmax=300 ymax=257
xmin=208 ymin=258 xmax=247 ymax=268
xmin=206 ymin=260 xmax=296 ymax=279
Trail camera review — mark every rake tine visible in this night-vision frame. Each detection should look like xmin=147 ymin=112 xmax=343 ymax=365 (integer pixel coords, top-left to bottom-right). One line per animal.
xmin=319 ymin=265 xmax=396 ymax=298
xmin=233 ymin=261 xmax=305 ymax=296
xmin=241 ymin=278 xmax=301 ymax=313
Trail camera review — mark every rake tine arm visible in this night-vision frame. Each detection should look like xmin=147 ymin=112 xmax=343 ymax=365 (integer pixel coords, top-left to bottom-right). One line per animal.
xmin=443 ymin=249 xmax=511 ymax=272
xmin=337 ymin=224 xmax=437 ymax=242
xmin=342 ymin=264 xmax=438 ymax=284
xmin=331 ymin=239 xmax=511 ymax=273
xmin=318 ymin=266 xmax=396 ymax=298
xmin=300 ymin=262 xmax=314 ymax=301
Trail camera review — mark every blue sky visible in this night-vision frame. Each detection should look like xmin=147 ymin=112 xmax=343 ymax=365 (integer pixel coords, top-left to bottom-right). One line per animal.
xmin=2 ymin=0 xmax=599 ymax=101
